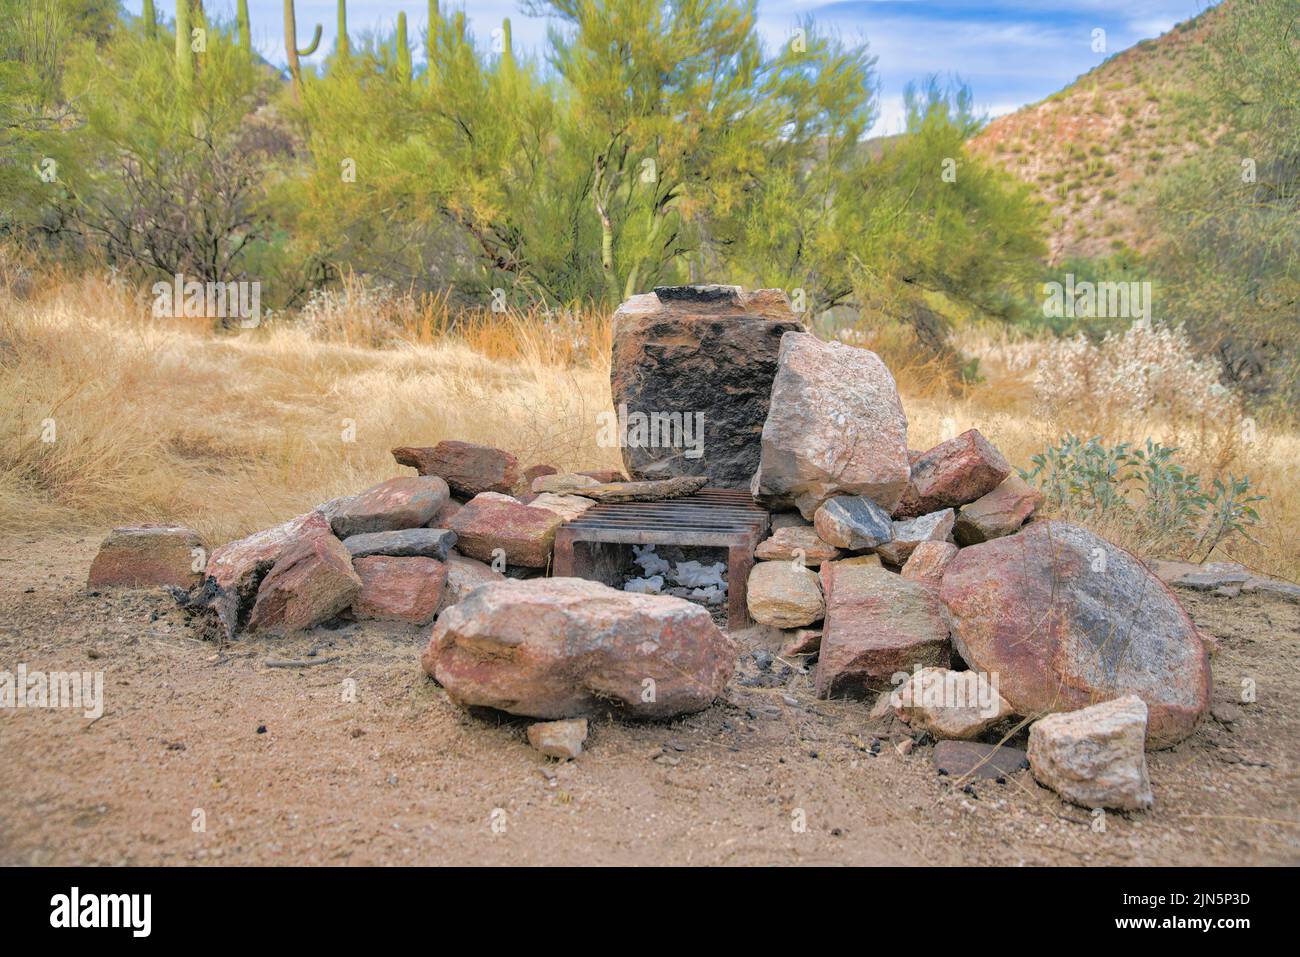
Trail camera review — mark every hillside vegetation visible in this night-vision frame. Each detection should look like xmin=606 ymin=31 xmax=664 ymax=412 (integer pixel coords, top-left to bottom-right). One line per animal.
xmin=974 ymin=0 xmax=1298 ymax=411
xmin=970 ymin=5 xmax=1226 ymax=262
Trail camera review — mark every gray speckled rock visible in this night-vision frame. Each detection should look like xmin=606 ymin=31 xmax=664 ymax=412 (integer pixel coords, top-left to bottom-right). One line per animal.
xmin=1028 ymin=695 xmax=1154 ymax=810
xmin=342 ymin=527 xmax=457 ymax=560
xmin=813 ymin=495 xmax=895 ymax=551
xmin=753 ymin=333 xmax=910 ymax=518
xmin=327 ymin=476 xmax=450 ymax=538
xmin=876 ymin=508 xmax=955 ymax=566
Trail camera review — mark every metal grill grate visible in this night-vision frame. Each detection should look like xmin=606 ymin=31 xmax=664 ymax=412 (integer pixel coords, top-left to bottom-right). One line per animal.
xmin=552 ymin=487 xmax=770 ymax=629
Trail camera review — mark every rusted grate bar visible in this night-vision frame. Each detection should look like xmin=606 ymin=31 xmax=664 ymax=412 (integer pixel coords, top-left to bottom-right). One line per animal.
xmin=553 ymin=488 xmax=770 ymax=629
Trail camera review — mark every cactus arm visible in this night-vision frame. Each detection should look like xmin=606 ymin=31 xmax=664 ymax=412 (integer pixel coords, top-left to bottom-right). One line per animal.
xmin=396 ymin=12 xmax=411 ymax=83
xmin=298 ymin=23 xmax=322 ymax=56
xmin=337 ymin=0 xmax=349 ymax=58
xmin=237 ymin=0 xmax=251 ymax=52
xmin=175 ymin=0 xmax=193 ymax=84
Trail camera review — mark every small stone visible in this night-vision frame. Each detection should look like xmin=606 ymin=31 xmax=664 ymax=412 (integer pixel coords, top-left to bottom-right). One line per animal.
xmin=900 ymin=540 xmax=959 ymax=585
xmin=88 ymin=524 xmax=207 ymax=590
xmin=780 ymin=628 xmax=822 ymax=657
xmin=1028 ymin=695 xmax=1155 ymax=811
xmin=894 ymin=429 xmax=1011 ymax=517
xmin=527 ymin=718 xmax=588 ymax=759
xmin=895 ymin=738 xmax=914 ymax=756
xmin=933 ymin=741 xmax=1029 ymax=780
xmin=813 ymin=496 xmax=895 ymax=551
xmin=447 ymin=498 xmax=565 ymax=568
xmin=327 ymin=476 xmax=450 ymax=538
xmin=953 ymin=475 xmax=1043 ymax=545
xmin=342 ymin=528 xmax=457 ymax=560
xmin=351 ymin=556 xmax=446 ymax=625
xmin=392 ymin=441 xmax=519 ymax=497
xmin=891 ymin=667 xmax=1014 ymax=739
xmin=754 ymin=526 xmax=843 ymax=565
xmin=746 ymin=561 xmax=825 ymax=629
xmin=876 ymin=508 xmax=955 ymax=566
xmin=1211 ymin=701 xmax=1242 ymax=726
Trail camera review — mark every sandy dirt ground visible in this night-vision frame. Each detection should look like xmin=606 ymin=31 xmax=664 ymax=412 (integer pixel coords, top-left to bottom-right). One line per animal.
xmin=1 ymin=531 xmax=1297 ymax=866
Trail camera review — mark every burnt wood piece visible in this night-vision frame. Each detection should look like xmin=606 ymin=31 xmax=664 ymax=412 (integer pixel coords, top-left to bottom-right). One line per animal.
xmin=545 ymin=475 xmax=709 ymax=503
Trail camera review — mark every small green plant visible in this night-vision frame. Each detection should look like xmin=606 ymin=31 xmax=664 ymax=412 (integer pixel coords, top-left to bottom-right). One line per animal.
xmin=1021 ymin=435 xmax=1264 ymax=558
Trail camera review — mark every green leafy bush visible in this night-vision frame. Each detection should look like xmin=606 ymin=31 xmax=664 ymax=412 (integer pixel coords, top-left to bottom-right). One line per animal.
xmin=1021 ymin=434 xmax=1264 ymax=559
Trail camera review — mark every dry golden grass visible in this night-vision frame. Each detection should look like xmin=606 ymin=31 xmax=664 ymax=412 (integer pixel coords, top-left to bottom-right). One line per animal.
xmin=0 ymin=275 xmax=620 ymax=544
xmin=2 ymin=273 xmax=1296 ymax=580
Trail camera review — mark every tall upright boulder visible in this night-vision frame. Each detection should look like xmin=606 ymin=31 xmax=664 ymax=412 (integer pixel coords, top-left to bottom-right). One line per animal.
xmin=753 ymin=333 xmax=910 ymax=518
xmin=609 ymin=285 xmax=803 ymax=487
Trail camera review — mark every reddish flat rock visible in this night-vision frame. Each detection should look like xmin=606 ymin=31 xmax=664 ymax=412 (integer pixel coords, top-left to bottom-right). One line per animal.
xmin=754 ymin=525 xmax=843 ymax=566
xmin=900 ymin=541 xmax=959 ymax=585
xmin=351 ymin=556 xmax=446 ymax=625
xmin=954 ymin=475 xmax=1043 ymax=545
xmin=328 ymin=476 xmax=449 ymax=538
xmin=895 ymin=429 xmax=1011 ymax=517
xmin=815 ymin=562 xmax=950 ymax=698
xmin=88 ymin=524 xmax=206 ymax=590
xmin=392 ymin=441 xmax=519 ymax=497
xmin=448 ymin=498 xmax=564 ymax=568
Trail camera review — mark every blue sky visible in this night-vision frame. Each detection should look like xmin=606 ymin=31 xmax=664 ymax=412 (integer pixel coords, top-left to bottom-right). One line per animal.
xmin=124 ymin=1 xmax=1218 ymax=134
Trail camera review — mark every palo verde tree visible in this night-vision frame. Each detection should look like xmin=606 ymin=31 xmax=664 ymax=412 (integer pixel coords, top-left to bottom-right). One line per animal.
xmin=60 ymin=13 xmax=280 ymax=282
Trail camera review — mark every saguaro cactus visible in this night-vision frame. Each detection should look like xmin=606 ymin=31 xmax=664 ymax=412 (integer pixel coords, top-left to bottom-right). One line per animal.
xmin=396 ymin=12 xmax=411 ymax=84
xmin=284 ymin=0 xmax=322 ymax=101
xmin=175 ymin=0 xmax=193 ymax=85
xmin=500 ymin=17 xmax=513 ymax=63
xmin=141 ymin=0 xmax=157 ymax=39
xmin=237 ymin=0 xmax=251 ymax=53
xmin=337 ymin=0 xmax=349 ymax=60
xmin=426 ymin=0 xmax=439 ymax=71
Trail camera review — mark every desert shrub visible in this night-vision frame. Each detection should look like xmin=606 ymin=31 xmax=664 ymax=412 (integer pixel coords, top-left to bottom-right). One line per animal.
xmin=1032 ymin=320 xmax=1239 ymax=423
xmin=58 ymin=18 xmax=282 ymax=284
xmin=1021 ymin=434 xmax=1264 ymax=558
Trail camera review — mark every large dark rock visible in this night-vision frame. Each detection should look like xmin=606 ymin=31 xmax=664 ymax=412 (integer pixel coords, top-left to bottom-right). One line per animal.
xmin=609 ymin=285 xmax=803 ymax=488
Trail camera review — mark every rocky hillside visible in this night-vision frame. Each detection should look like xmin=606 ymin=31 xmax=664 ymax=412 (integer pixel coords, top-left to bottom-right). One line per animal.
xmin=969 ymin=3 xmax=1231 ymax=263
